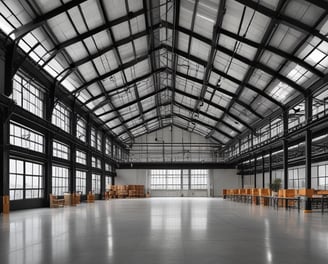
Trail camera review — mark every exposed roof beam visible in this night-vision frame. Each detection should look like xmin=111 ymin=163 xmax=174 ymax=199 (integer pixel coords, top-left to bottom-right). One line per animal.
xmin=72 ymin=53 xmax=151 ymax=95
xmin=124 ymin=113 xmax=219 ymax=140
xmin=79 ymin=43 xmax=283 ymax=110
xmin=95 ymin=82 xmax=253 ymax=131
xmin=195 ymin=0 xmax=226 ymax=112
xmin=162 ymin=20 xmax=323 ymax=78
xmin=10 ymin=0 xmax=87 ymax=41
xmin=215 ymin=43 xmax=305 ymax=94
xmin=211 ymin=68 xmax=284 ymax=108
xmin=144 ymin=0 xmax=162 ymax=128
xmin=174 ymin=101 xmax=241 ymax=134
xmin=86 ymin=62 xmax=263 ymax=120
xmin=305 ymin=0 xmax=328 ymax=10
xmin=209 ymin=0 xmax=287 ymax=140
xmin=174 ymin=112 xmax=233 ymax=140
xmin=170 ymin=0 xmax=181 ymax=126
xmin=174 ymin=70 xmax=263 ymax=119
xmin=116 ymin=114 xmax=172 ymax=137
xmin=131 ymin=122 xmax=222 ymax=145
xmin=96 ymin=86 xmax=167 ymax=118
xmin=98 ymin=0 xmax=134 ymax=141
xmin=234 ymin=0 xmax=328 ymax=42
xmin=170 ymin=85 xmax=254 ymax=130
xmin=109 ymin=102 xmax=171 ymax=130
xmin=88 ymin=67 xmax=164 ymax=111
xmin=42 ymin=8 xmax=145 ymax=67
xmin=162 ymin=44 xmax=283 ymax=108
xmin=59 ymin=24 xmax=160 ymax=80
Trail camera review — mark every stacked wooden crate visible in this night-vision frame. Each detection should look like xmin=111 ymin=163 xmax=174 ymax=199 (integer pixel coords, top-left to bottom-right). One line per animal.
xmin=117 ymin=185 xmax=129 ymax=198
xmin=259 ymin=188 xmax=270 ymax=206
xmin=87 ymin=192 xmax=95 ymax=203
xmin=251 ymin=188 xmax=259 ymax=204
xmin=136 ymin=185 xmax=145 ymax=197
xmin=298 ymin=189 xmax=315 ymax=197
xmin=278 ymin=189 xmax=297 ymax=207
xmin=128 ymin=185 xmax=137 ymax=198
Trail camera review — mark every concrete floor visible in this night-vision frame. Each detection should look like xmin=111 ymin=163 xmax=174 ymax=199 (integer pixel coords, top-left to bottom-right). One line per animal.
xmin=1 ymin=198 xmax=328 ymax=264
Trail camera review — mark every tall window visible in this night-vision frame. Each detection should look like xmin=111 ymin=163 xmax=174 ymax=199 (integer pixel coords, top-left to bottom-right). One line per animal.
xmin=9 ymin=159 xmax=44 ymax=200
xmin=52 ymin=166 xmax=69 ymax=195
xmin=97 ymin=131 xmax=102 ymax=151
xmin=105 ymin=163 xmax=111 ymax=172
xmin=190 ymin=169 xmax=208 ymax=190
xmin=10 ymin=122 xmax=44 ymax=153
xmin=53 ymin=140 xmax=70 ymax=160
xmin=52 ymin=102 xmax=70 ymax=133
xmin=91 ymin=127 xmax=96 ymax=148
xmin=105 ymin=175 xmax=111 ymax=188
xmin=105 ymin=137 xmax=111 ymax=156
xmin=316 ymin=164 xmax=328 ymax=190
xmin=92 ymin=174 xmax=101 ymax=194
xmin=76 ymin=150 xmax=87 ymax=165
xmin=12 ymin=74 xmax=44 ymax=118
xmin=150 ymin=169 xmax=208 ymax=190
xmin=76 ymin=170 xmax=86 ymax=195
xmin=76 ymin=116 xmax=86 ymax=142
xmin=166 ymin=170 xmax=181 ymax=190
xmin=92 ymin=156 xmax=102 ymax=169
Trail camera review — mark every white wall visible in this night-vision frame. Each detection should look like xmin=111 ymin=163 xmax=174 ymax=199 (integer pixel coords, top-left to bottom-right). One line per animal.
xmin=130 ymin=126 xmax=219 ymax=162
xmin=115 ymin=169 xmax=148 ymax=186
xmin=211 ymin=169 xmax=239 ymax=197
xmin=116 ymin=168 xmax=239 ymax=197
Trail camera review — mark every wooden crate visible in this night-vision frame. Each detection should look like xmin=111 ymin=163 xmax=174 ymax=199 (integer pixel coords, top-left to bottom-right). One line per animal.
xmin=87 ymin=192 xmax=95 ymax=203
xmin=282 ymin=189 xmax=297 ymax=197
xmin=298 ymin=189 xmax=315 ymax=197
xmin=2 ymin=195 xmax=10 ymax=214
xmin=259 ymin=188 xmax=270 ymax=196
xmin=316 ymin=190 xmax=328 ymax=195
xmin=239 ymin=189 xmax=246 ymax=195
xmin=251 ymin=188 xmax=259 ymax=196
xmin=49 ymin=194 xmax=64 ymax=208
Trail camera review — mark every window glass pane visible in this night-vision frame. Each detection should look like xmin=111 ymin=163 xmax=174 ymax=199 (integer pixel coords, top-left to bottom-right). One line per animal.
xmin=52 ymin=165 xmax=69 ymax=195
xmin=9 ymin=158 xmax=44 ymax=200
xmin=76 ymin=170 xmax=86 ymax=195
xmin=53 ymin=140 xmax=70 ymax=160
xmin=12 ymin=74 xmax=44 ymax=118
xmin=76 ymin=116 xmax=86 ymax=142
xmin=52 ymin=102 xmax=70 ymax=133
xmin=10 ymin=122 xmax=44 ymax=153
xmin=76 ymin=150 xmax=87 ymax=165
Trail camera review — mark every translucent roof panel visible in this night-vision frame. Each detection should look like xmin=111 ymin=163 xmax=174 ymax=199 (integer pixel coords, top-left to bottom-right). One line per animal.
xmin=0 ymin=0 xmax=325 ymax=145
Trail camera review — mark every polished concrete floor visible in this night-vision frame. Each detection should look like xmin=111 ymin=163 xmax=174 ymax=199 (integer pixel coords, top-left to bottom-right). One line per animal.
xmin=1 ymin=198 xmax=328 ymax=264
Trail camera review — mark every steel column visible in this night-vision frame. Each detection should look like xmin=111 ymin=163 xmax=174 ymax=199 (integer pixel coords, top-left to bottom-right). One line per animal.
xmin=254 ymin=156 xmax=257 ymax=188
xmin=269 ymin=149 xmax=272 ymax=186
xmin=305 ymin=95 xmax=312 ymax=211
xmin=283 ymin=111 xmax=288 ymax=189
xmin=262 ymin=154 xmax=265 ymax=188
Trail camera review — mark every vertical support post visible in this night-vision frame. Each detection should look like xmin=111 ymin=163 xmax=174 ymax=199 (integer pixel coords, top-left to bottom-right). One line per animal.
xmin=70 ymin=110 xmax=77 ymax=194
xmin=269 ymin=149 xmax=272 ymax=186
xmin=283 ymin=111 xmax=288 ymax=189
xmin=254 ymin=156 xmax=257 ymax=188
xmin=101 ymin=130 xmax=106 ymax=199
xmin=0 ymin=109 xmax=10 ymax=213
xmin=305 ymin=95 xmax=312 ymax=212
xmin=241 ymin=165 xmax=244 ymax=188
xmin=45 ymin=87 xmax=54 ymax=202
xmin=86 ymin=115 xmax=92 ymax=193
xmin=111 ymin=175 xmax=115 ymax=186
xmin=262 ymin=154 xmax=265 ymax=188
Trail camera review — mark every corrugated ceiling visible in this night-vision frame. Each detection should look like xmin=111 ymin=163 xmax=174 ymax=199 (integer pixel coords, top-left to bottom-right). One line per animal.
xmin=0 ymin=0 xmax=328 ymax=145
